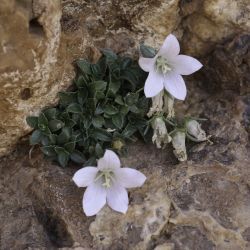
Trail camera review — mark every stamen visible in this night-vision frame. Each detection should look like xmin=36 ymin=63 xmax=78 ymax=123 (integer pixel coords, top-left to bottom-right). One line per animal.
xmin=95 ymin=170 xmax=114 ymax=188
xmin=156 ymin=56 xmax=172 ymax=74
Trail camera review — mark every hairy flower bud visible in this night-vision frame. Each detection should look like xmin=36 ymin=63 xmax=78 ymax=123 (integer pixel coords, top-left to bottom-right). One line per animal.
xmin=152 ymin=117 xmax=172 ymax=148
xmin=186 ymin=120 xmax=206 ymax=141
xmin=172 ymin=131 xmax=187 ymax=161
xmin=163 ymin=93 xmax=175 ymax=118
xmin=147 ymin=91 xmax=164 ymax=117
xmin=112 ymin=139 xmax=125 ymax=151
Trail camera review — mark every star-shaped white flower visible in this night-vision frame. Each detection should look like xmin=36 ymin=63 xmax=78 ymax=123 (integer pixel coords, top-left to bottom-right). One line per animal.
xmin=73 ymin=150 xmax=146 ymax=216
xmin=139 ymin=34 xmax=203 ymax=100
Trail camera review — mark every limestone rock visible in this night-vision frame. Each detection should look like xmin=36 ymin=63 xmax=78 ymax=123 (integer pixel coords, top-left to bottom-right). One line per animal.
xmin=0 ymin=1 xmax=250 ymax=249
xmin=1 ymin=0 xmax=249 ymax=156
xmin=0 ymin=0 xmax=64 ymax=156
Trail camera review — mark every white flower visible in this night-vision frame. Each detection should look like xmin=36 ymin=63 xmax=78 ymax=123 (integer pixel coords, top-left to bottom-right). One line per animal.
xmin=172 ymin=131 xmax=187 ymax=161
xmin=152 ymin=117 xmax=172 ymax=148
xmin=139 ymin=34 xmax=203 ymax=100
xmin=186 ymin=120 xmax=207 ymax=141
xmin=72 ymin=150 xmax=146 ymax=216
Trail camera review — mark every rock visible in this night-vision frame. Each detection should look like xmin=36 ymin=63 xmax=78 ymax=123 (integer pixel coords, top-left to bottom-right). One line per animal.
xmin=1 ymin=0 xmax=249 ymax=156
xmin=200 ymin=34 xmax=250 ymax=94
xmin=89 ymin=170 xmax=171 ymax=250
xmin=0 ymin=0 xmax=65 ymax=156
xmin=0 ymin=0 xmax=250 ymax=249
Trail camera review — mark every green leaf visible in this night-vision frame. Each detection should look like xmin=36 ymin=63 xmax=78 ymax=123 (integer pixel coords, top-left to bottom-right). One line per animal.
xmin=49 ymin=134 xmax=57 ymax=144
xmin=41 ymin=145 xmax=56 ymax=156
xmin=97 ymin=57 xmax=107 ymax=76
xmin=66 ymin=103 xmax=83 ymax=113
xmin=112 ymin=113 xmax=124 ymax=129
xmin=140 ymin=44 xmax=156 ymax=58
xmin=120 ymin=106 xmax=129 ymax=115
xmin=55 ymin=146 xmax=70 ymax=167
xmin=129 ymin=105 xmax=140 ymax=114
xmin=70 ymin=150 xmax=86 ymax=164
xmin=38 ymin=112 xmax=48 ymax=126
xmin=64 ymin=118 xmax=76 ymax=128
xmin=26 ymin=116 xmax=38 ymax=129
xmin=77 ymin=59 xmax=92 ymax=75
xmin=95 ymin=143 xmax=104 ymax=158
xmin=120 ymin=57 xmax=132 ymax=69
xmin=125 ymin=93 xmax=139 ymax=106
xmin=58 ymin=92 xmax=77 ymax=106
xmin=91 ymin=64 xmax=102 ymax=79
xmin=95 ymin=105 xmax=104 ymax=115
xmin=77 ymin=87 xmax=88 ymax=105
xmin=101 ymin=49 xmax=117 ymax=62
xmin=86 ymin=98 xmax=96 ymax=114
xmin=120 ymin=69 xmax=139 ymax=91
xmin=64 ymin=141 xmax=76 ymax=153
xmin=92 ymin=128 xmax=112 ymax=142
xmin=93 ymin=80 xmax=107 ymax=91
xmin=84 ymin=157 xmax=97 ymax=167
xmin=108 ymin=81 xmax=121 ymax=95
xmin=40 ymin=126 xmax=51 ymax=136
xmin=137 ymin=97 xmax=149 ymax=114
xmin=92 ymin=116 xmax=105 ymax=128
xmin=129 ymin=115 xmax=148 ymax=129
xmin=43 ymin=108 xmax=57 ymax=120
xmin=122 ymin=124 xmax=137 ymax=138
xmin=115 ymin=95 xmax=124 ymax=105
xmin=30 ymin=129 xmax=42 ymax=145
xmin=104 ymin=105 xmax=118 ymax=115
xmin=57 ymin=127 xmax=71 ymax=144
xmin=72 ymin=130 xmax=81 ymax=141
xmin=41 ymin=136 xmax=50 ymax=146
xmin=83 ymin=116 xmax=92 ymax=129
xmin=48 ymin=119 xmax=64 ymax=132
xmin=76 ymin=75 xmax=88 ymax=88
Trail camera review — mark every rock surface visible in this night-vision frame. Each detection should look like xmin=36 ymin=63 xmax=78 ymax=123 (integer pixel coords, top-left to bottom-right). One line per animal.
xmin=0 ymin=0 xmax=249 ymax=156
xmin=1 ymin=86 xmax=250 ymax=249
xmin=0 ymin=0 xmax=250 ymax=249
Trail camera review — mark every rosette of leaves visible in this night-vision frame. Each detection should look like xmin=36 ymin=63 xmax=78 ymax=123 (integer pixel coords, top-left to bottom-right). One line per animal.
xmin=26 ymin=49 xmax=150 ymax=167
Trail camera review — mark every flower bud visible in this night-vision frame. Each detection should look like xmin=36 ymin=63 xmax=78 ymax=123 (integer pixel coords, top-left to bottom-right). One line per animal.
xmin=147 ymin=91 xmax=164 ymax=117
xmin=172 ymin=131 xmax=187 ymax=161
xmin=112 ymin=139 xmax=125 ymax=151
xmin=152 ymin=117 xmax=172 ymax=148
xmin=186 ymin=120 xmax=206 ymax=141
xmin=163 ymin=92 xmax=175 ymax=118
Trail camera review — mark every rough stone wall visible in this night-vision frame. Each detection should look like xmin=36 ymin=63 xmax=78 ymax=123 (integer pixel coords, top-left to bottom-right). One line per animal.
xmin=0 ymin=0 xmax=64 ymax=156
xmin=0 ymin=0 xmax=249 ymax=156
xmin=0 ymin=0 xmax=250 ymax=249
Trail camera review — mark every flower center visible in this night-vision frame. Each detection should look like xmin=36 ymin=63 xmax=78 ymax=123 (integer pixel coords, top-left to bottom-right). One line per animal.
xmin=156 ymin=56 xmax=172 ymax=74
xmin=95 ymin=170 xmax=114 ymax=188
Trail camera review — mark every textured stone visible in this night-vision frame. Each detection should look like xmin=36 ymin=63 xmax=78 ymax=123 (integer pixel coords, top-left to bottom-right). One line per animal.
xmin=1 ymin=0 xmax=250 ymax=156
xmin=0 ymin=0 xmax=65 ymax=156
xmin=1 ymin=0 xmax=250 ymax=249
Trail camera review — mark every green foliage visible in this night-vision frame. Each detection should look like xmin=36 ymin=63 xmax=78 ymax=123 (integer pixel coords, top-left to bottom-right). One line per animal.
xmin=26 ymin=50 xmax=150 ymax=167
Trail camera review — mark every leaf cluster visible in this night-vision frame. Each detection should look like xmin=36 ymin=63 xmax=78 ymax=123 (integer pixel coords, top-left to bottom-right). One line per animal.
xmin=26 ymin=49 xmax=150 ymax=167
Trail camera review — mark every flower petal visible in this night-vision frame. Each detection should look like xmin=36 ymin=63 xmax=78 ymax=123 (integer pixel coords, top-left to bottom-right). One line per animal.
xmin=98 ymin=149 xmax=121 ymax=171
xmin=144 ymin=70 xmax=164 ymax=98
xmin=83 ymin=181 xmax=107 ymax=216
xmin=164 ymin=72 xmax=187 ymax=100
xmin=73 ymin=167 xmax=98 ymax=187
xmin=114 ymin=168 xmax=146 ymax=188
xmin=139 ymin=57 xmax=155 ymax=72
xmin=158 ymin=34 xmax=180 ymax=59
xmin=171 ymin=55 xmax=203 ymax=75
xmin=107 ymin=182 xmax=128 ymax=213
